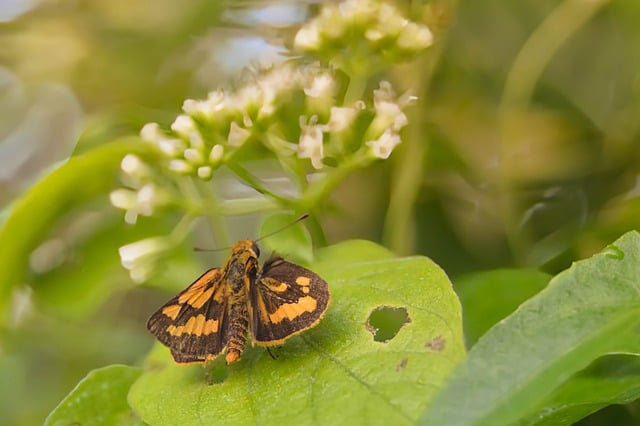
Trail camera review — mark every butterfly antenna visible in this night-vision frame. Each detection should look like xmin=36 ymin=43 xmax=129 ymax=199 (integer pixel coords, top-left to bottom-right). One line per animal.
xmin=193 ymin=246 xmax=226 ymax=252
xmin=193 ymin=214 xmax=309 ymax=251
xmin=255 ymin=213 xmax=309 ymax=243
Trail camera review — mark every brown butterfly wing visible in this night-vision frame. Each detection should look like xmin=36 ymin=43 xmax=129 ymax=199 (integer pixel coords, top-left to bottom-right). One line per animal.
xmin=250 ymin=258 xmax=330 ymax=345
xmin=147 ymin=268 xmax=229 ymax=363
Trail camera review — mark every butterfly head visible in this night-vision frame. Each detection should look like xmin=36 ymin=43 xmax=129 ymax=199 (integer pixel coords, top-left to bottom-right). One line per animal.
xmin=231 ymin=240 xmax=260 ymax=259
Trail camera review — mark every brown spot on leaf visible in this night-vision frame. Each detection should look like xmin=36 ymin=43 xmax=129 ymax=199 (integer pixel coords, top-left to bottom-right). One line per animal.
xmin=426 ymin=335 xmax=446 ymax=351
xmin=396 ymin=357 xmax=409 ymax=371
xmin=366 ymin=306 xmax=411 ymax=342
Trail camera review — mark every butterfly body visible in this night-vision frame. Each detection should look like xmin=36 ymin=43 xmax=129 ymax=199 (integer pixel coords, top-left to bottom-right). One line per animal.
xmin=147 ymin=240 xmax=330 ymax=365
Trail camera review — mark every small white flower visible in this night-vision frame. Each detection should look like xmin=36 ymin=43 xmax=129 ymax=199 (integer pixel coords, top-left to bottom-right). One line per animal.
xmin=140 ymin=122 xmax=162 ymax=143
xmin=197 ymin=166 xmax=212 ymax=180
xmin=228 ymin=122 xmax=251 ymax=147
xmin=156 ymin=138 xmax=185 ymax=157
xmin=366 ymin=130 xmax=401 ymax=159
xmin=168 ymin=159 xmax=192 ymax=174
xmin=183 ymin=90 xmax=228 ymax=116
xmin=110 ymin=189 xmax=137 ymax=211
xmin=376 ymin=4 xmax=408 ymax=36
xmin=256 ymin=65 xmax=296 ymax=104
xmin=136 ymin=184 xmax=157 ymax=216
xmin=398 ymin=22 xmax=433 ymax=50
xmin=304 ymin=74 xmax=335 ymax=98
xmin=184 ymin=148 xmax=204 ymax=164
xmin=294 ymin=21 xmax=321 ymax=50
xmin=209 ymin=144 xmax=224 ymax=163
xmin=187 ymin=130 xmax=204 ymax=150
xmin=256 ymin=84 xmax=278 ymax=119
xmin=365 ymin=28 xmax=384 ymax=42
xmin=119 ymin=237 xmax=172 ymax=283
xmin=237 ymin=83 xmax=263 ymax=110
xmin=375 ymin=100 xmax=408 ymax=131
xmin=298 ymin=116 xmax=324 ymax=169
xmin=171 ymin=115 xmax=195 ymax=136
xmin=207 ymin=89 xmax=227 ymax=109
xmin=327 ymin=106 xmax=359 ymax=132
xmin=110 ymin=185 xmax=162 ymax=225
xmin=182 ymin=99 xmax=206 ymax=115
xmin=120 ymin=154 xmax=147 ymax=176
xmin=373 ymin=81 xmax=396 ymax=103
xmin=124 ymin=210 xmax=138 ymax=225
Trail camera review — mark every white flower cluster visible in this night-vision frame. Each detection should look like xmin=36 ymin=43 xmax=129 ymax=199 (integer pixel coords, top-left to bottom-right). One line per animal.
xmin=294 ymin=0 xmax=433 ymax=59
xmin=109 ymin=154 xmax=171 ymax=225
xmin=137 ymin=64 xmax=339 ymax=177
xmin=119 ymin=237 xmax=172 ymax=283
xmin=132 ymin=64 xmax=413 ymax=177
xmin=365 ymin=81 xmax=416 ymax=159
xmin=111 ymin=67 xmax=414 ymax=229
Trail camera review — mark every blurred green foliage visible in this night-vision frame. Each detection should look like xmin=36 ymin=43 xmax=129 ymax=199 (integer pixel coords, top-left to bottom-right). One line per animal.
xmin=1 ymin=0 xmax=640 ymax=425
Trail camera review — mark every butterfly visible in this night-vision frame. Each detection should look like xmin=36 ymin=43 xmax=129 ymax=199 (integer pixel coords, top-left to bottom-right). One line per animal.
xmin=147 ymin=240 xmax=330 ymax=364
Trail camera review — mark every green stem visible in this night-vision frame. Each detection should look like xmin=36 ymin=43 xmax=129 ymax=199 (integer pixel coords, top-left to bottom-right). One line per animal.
xmin=169 ymin=214 xmax=197 ymax=244
xmin=499 ymin=0 xmax=609 ymax=263
xmin=343 ymin=76 xmax=367 ymax=105
xmin=298 ymin=152 xmax=370 ymax=213
xmin=226 ymin=163 xmax=292 ymax=206
xmin=193 ymin=179 xmax=230 ymax=248
xmin=383 ymin=53 xmax=444 ymax=254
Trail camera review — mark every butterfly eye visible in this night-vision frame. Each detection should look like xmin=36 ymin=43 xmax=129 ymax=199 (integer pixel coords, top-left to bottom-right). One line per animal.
xmin=251 ymin=242 xmax=260 ymax=257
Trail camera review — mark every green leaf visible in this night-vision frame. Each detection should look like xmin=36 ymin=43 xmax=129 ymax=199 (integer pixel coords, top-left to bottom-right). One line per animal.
xmin=45 ymin=364 xmax=143 ymax=426
xmin=421 ymin=231 xmax=640 ymax=426
xmin=455 ymin=268 xmax=551 ymax=346
xmin=521 ymin=354 xmax=640 ymax=425
xmin=31 ymin=216 xmax=179 ymax=318
xmin=0 ymin=138 xmax=153 ymax=325
xmin=129 ymin=240 xmax=465 ymax=425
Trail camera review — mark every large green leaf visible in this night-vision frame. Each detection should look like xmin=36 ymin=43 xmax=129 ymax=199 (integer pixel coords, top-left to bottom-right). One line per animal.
xmin=522 ymin=354 xmax=640 ymax=425
xmin=129 ymin=240 xmax=465 ymax=425
xmin=0 ymin=138 xmax=153 ymax=324
xmin=45 ymin=365 xmax=143 ymax=426
xmin=455 ymin=268 xmax=551 ymax=346
xmin=421 ymin=231 xmax=640 ymax=426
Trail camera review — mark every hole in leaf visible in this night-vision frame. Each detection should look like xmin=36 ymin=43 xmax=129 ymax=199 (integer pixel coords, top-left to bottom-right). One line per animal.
xmin=366 ymin=306 xmax=411 ymax=342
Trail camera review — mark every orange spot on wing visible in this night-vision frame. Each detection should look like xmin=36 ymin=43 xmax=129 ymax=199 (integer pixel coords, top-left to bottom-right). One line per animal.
xmin=167 ymin=314 xmax=219 ymax=337
xmin=295 ymin=276 xmax=311 ymax=286
xmin=270 ymin=282 xmax=289 ymax=292
xmin=189 ymin=287 xmax=214 ymax=308
xmin=178 ymin=270 xmax=220 ymax=308
xmin=162 ymin=304 xmax=181 ymax=320
xmin=268 ymin=296 xmax=317 ymax=324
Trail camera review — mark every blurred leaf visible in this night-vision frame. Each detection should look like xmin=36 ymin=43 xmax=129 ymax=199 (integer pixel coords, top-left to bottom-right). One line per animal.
xmin=455 ymin=268 xmax=551 ymax=346
xmin=259 ymin=212 xmax=313 ymax=264
xmin=313 ymin=238 xmax=395 ymax=266
xmin=32 ymin=215 xmax=178 ymax=318
xmin=129 ymin=240 xmax=465 ymax=425
xmin=421 ymin=231 xmax=640 ymax=426
xmin=0 ymin=138 xmax=154 ymax=325
xmin=44 ymin=364 xmax=143 ymax=426
xmin=520 ymin=354 xmax=640 ymax=425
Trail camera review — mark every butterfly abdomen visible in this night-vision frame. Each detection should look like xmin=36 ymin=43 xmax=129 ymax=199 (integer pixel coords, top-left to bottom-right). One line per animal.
xmin=225 ymin=300 xmax=250 ymax=364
